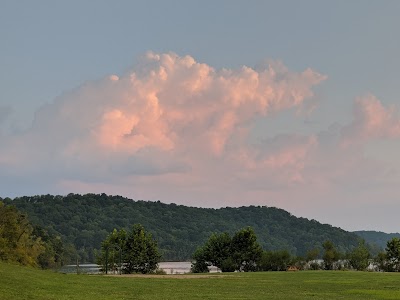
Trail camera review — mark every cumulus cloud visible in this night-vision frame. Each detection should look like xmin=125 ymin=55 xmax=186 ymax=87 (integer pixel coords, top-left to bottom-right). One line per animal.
xmin=0 ymin=52 xmax=325 ymax=185
xmin=341 ymin=94 xmax=400 ymax=144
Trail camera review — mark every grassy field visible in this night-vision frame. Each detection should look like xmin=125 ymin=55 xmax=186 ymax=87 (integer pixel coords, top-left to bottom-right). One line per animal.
xmin=1 ymin=262 xmax=400 ymax=300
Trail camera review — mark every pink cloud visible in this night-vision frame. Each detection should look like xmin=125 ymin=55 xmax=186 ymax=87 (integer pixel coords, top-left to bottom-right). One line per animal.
xmin=229 ymin=134 xmax=318 ymax=185
xmin=341 ymin=94 xmax=400 ymax=144
xmin=0 ymin=53 xmax=326 ymax=187
xmin=92 ymin=53 xmax=325 ymax=157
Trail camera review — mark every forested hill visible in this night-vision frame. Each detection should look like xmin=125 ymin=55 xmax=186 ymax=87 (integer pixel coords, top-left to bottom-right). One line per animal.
xmin=4 ymin=194 xmax=361 ymax=262
xmin=354 ymin=231 xmax=400 ymax=249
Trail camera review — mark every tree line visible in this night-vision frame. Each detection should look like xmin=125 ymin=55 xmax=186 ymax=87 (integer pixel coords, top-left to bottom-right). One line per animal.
xmin=191 ymin=227 xmax=400 ymax=273
xmin=96 ymin=225 xmax=400 ymax=274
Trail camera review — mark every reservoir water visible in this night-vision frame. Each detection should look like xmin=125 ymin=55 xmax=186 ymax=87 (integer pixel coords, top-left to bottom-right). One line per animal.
xmin=59 ymin=262 xmax=220 ymax=274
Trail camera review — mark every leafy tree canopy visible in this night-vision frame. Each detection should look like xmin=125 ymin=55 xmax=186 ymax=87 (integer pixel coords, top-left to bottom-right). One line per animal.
xmin=385 ymin=237 xmax=400 ymax=272
xmin=322 ymin=240 xmax=341 ymax=270
xmin=191 ymin=227 xmax=262 ymax=272
xmin=258 ymin=250 xmax=292 ymax=271
xmin=348 ymin=240 xmax=370 ymax=271
xmin=98 ymin=224 xmax=161 ymax=274
xmin=0 ymin=201 xmax=64 ymax=268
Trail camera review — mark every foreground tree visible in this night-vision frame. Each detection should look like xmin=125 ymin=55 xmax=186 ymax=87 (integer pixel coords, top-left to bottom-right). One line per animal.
xmin=231 ymin=227 xmax=263 ymax=272
xmin=191 ymin=232 xmax=234 ymax=272
xmin=98 ymin=224 xmax=161 ymax=274
xmin=385 ymin=237 xmax=400 ymax=272
xmin=191 ymin=227 xmax=262 ymax=272
xmin=191 ymin=246 xmax=210 ymax=273
xmin=205 ymin=232 xmax=234 ymax=271
xmin=97 ymin=228 xmax=127 ymax=273
xmin=348 ymin=240 xmax=370 ymax=271
xmin=0 ymin=202 xmax=45 ymax=266
xmin=258 ymin=250 xmax=292 ymax=271
xmin=0 ymin=201 xmax=66 ymax=269
xmin=124 ymin=224 xmax=161 ymax=274
xmin=322 ymin=240 xmax=341 ymax=270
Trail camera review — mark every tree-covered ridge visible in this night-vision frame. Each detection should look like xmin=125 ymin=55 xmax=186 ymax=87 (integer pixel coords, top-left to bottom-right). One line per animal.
xmin=354 ymin=231 xmax=400 ymax=250
xmin=4 ymin=193 xmax=361 ymax=262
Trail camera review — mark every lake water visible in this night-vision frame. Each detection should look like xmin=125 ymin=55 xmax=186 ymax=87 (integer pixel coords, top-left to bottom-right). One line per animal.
xmin=159 ymin=262 xmax=220 ymax=274
xmin=159 ymin=261 xmax=192 ymax=274
xmin=59 ymin=264 xmax=101 ymax=274
xmin=59 ymin=262 xmax=220 ymax=274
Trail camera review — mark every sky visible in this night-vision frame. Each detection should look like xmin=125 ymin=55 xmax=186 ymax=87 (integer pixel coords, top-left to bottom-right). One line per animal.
xmin=1 ymin=1 xmax=400 ymax=233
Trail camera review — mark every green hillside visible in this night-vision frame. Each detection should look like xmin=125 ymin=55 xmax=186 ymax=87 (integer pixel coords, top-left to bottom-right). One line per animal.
xmin=4 ymin=194 xmax=361 ymax=262
xmin=354 ymin=230 xmax=400 ymax=250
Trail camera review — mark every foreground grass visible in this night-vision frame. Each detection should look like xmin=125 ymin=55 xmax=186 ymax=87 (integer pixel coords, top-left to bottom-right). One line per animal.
xmin=1 ymin=262 xmax=400 ymax=300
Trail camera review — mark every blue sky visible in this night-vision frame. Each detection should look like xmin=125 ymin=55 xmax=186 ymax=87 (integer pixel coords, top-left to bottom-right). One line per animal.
xmin=1 ymin=1 xmax=400 ymax=232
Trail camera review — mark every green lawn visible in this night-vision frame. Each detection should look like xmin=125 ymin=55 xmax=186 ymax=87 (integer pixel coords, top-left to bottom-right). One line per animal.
xmin=1 ymin=262 xmax=400 ymax=299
